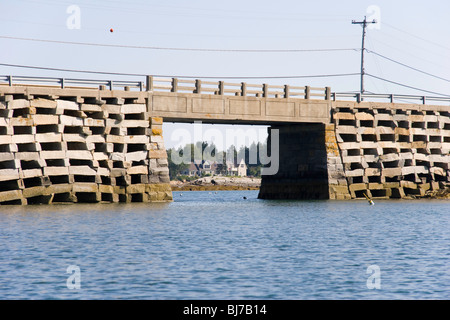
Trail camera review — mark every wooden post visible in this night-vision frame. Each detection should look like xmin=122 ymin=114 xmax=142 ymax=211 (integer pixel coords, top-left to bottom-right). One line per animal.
xmin=389 ymin=94 xmax=394 ymax=103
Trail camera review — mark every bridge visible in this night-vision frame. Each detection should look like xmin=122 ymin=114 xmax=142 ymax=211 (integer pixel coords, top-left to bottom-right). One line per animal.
xmin=0 ymin=74 xmax=449 ymax=204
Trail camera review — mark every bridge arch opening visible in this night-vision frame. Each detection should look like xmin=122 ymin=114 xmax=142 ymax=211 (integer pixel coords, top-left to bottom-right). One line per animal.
xmin=163 ymin=122 xmax=271 ymax=180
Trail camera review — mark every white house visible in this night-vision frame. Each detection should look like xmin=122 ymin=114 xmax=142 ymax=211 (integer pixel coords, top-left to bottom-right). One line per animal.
xmin=226 ymin=159 xmax=247 ymax=177
xmin=181 ymin=159 xmax=247 ymax=177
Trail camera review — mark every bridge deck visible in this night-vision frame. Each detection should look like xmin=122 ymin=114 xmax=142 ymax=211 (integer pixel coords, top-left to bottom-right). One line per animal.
xmin=0 ymin=84 xmax=331 ymax=124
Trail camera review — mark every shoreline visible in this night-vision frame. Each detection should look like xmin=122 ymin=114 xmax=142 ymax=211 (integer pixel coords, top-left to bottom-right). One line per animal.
xmin=170 ymin=176 xmax=261 ymax=191
xmin=171 ymin=185 xmax=260 ymax=191
xmin=170 ymin=178 xmax=450 ymax=199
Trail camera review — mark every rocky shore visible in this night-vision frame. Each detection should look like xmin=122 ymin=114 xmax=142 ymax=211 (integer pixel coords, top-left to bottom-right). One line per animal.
xmin=169 ymin=177 xmax=450 ymax=198
xmin=170 ymin=177 xmax=261 ymax=191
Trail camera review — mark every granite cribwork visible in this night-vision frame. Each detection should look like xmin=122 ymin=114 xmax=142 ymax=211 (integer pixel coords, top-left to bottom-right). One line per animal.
xmin=331 ymin=103 xmax=450 ymax=200
xmin=0 ymin=82 xmax=449 ymax=203
xmin=0 ymin=95 xmax=172 ymax=204
xmin=258 ymin=103 xmax=450 ymax=200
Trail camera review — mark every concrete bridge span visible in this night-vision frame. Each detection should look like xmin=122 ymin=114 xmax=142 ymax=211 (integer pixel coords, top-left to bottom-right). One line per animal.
xmin=0 ymin=75 xmax=449 ymax=204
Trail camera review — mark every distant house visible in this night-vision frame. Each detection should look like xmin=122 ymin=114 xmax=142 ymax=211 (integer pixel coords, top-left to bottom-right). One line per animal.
xmin=182 ymin=160 xmax=220 ymax=177
xmin=226 ymin=159 xmax=247 ymax=177
xmin=181 ymin=159 xmax=247 ymax=177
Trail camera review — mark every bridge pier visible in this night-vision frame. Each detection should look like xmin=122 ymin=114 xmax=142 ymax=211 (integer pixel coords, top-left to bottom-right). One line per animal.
xmin=259 ymin=102 xmax=450 ymax=200
xmin=258 ymin=123 xmax=351 ymax=200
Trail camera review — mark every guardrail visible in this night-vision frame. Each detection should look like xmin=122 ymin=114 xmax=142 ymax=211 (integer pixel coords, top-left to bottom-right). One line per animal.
xmin=0 ymin=75 xmax=145 ymax=91
xmin=0 ymin=74 xmax=331 ymax=100
xmin=332 ymin=92 xmax=450 ymax=105
xmin=1 ymin=75 xmax=449 ymax=105
xmin=148 ymin=76 xmax=331 ymax=99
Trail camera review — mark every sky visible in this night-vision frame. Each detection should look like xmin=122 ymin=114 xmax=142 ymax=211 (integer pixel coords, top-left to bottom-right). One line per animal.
xmin=1 ymin=0 xmax=449 ymax=149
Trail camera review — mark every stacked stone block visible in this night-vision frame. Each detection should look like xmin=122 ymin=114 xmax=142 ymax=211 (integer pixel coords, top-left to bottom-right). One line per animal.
xmin=325 ymin=123 xmax=351 ymax=200
xmin=333 ymin=105 xmax=450 ymax=199
xmin=0 ymin=94 xmax=172 ymax=205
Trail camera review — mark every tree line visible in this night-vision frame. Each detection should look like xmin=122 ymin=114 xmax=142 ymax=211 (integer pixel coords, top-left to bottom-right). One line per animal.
xmin=167 ymin=141 xmax=269 ymax=179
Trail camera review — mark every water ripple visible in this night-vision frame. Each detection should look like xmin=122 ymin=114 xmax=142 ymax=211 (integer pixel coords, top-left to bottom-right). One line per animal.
xmin=0 ymin=192 xmax=449 ymax=299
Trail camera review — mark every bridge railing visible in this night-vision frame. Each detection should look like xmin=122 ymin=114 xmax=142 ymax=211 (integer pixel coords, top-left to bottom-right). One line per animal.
xmin=0 ymin=74 xmax=331 ymax=100
xmin=332 ymin=92 xmax=450 ymax=105
xmin=147 ymin=76 xmax=330 ymax=99
xmin=2 ymin=75 xmax=448 ymax=105
xmin=0 ymin=75 xmax=144 ymax=91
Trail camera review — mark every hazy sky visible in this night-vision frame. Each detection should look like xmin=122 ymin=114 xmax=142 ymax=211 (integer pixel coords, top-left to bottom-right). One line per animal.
xmin=1 ymin=0 xmax=449 ymax=148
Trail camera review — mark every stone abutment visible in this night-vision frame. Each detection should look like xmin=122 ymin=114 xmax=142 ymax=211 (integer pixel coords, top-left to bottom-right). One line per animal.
xmin=259 ymin=102 xmax=450 ymax=200
xmin=0 ymin=94 xmax=172 ymax=204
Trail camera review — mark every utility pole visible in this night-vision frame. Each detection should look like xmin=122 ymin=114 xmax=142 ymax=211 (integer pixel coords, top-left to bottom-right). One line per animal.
xmin=352 ymin=16 xmax=376 ymax=99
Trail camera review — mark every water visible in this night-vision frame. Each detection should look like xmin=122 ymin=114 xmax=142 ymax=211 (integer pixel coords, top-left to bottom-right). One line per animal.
xmin=0 ymin=190 xmax=449 ymax=300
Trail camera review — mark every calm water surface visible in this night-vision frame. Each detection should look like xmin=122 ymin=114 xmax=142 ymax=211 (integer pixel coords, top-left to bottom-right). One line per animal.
xmin=0 ymin=191 xmax=449 ymax=299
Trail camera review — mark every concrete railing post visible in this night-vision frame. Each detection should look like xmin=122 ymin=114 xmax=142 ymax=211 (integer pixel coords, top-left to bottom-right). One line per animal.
xmin=171 ymin=78 xmax=178 ymax=93
xmin=146 ymin=75 xmax=153 ymax=92
xmin=263 ymin=84 xmax=269 ymax=98
xmin=218 ymin=81 xmax=224 ymax=95
xmin=325 ymin=87 xmax=331 ymax=100
xmin=241 ymin=82 xmax=247 ymax=97
xmin=305 ymin=86 xmax=310 ymax=100
xmin=284 ymin=85 xmax=290 ymax=99
xmin=195 ymin=79 xmax=202 ymax=94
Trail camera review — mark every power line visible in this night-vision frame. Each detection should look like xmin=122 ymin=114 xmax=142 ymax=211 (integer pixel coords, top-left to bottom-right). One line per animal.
xmin=366 ymin=50 xmax=450 ymax=83
xmin=366 ymin=73 xmax=450 ymax=97
xmin=383 ymin=22 xmax=450 ymax=52
xmin=0 ymin=35 xmax=359 ymax=53
xmin=0 ymin=62 xmax=361 ymax=80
